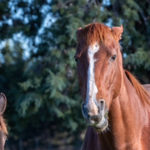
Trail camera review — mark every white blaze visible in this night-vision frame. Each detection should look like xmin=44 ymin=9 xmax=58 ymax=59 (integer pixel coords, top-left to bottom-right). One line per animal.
xmin=85 ymin=42 xmax=99 ymax=114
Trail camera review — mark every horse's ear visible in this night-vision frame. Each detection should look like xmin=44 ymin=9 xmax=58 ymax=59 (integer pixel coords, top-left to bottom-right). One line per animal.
xmin=0 ymin=93 xmax=7 ymax=115
xmin=111 ymin=25 xmax=123 ymax=41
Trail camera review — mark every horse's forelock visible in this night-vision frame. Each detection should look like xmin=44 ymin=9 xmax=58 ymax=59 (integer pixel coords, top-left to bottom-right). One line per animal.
xmin=77 ymin=23 xmax=113 ymax=46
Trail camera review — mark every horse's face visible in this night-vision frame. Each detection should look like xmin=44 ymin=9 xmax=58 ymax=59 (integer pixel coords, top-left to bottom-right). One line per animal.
xmin=75 ymin=23 xmax=123 ymax=131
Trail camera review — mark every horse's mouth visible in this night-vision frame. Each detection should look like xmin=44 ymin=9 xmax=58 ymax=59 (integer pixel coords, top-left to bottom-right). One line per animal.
xmin=88 ymin=114 xmax=108 ymax=132
xmin=94 ymin=118 xmax=108 ymax=132
xmin=82 ymin=100 xmax=109 ymax=132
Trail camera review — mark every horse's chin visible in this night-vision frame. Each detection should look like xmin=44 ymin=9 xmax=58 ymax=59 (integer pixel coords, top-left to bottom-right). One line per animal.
xmin=94 ymin=119 xmax=108 ymax=132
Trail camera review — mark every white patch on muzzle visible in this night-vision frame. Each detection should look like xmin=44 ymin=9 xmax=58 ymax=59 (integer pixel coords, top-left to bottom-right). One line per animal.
xmin=85 ymin=42 xmax=99 ymax=115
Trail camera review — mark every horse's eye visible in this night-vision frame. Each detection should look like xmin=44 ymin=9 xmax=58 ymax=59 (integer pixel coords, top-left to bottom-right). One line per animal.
xmin=110 ymin=55 xmax=117 ymax=61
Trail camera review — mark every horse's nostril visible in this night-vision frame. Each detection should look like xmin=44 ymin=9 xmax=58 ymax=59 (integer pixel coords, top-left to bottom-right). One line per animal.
xmin=99 ymin=100 xmax=105 ymax=109
xmin=100 ymin=100 xmax=104 ymax=104
xmin=97 ymin=100 xmax=105 ymax=113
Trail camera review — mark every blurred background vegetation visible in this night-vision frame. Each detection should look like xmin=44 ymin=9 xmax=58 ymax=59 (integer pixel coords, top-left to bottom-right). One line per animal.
xmin=0 ymin=0 xmax=150 ymax=149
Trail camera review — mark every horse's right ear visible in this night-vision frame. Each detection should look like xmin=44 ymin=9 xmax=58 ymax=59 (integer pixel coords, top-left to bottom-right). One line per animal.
xmin=111 ymin=25 xmax=123 ymax=42
xmin=0 ymin=93 xmax=7 ymax=115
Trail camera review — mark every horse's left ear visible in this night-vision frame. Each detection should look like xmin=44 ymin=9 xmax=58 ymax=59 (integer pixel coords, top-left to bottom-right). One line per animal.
xmin=0 ymin=93 xmax=7 ymax=115
xmin=111 ymin=25 xmax=123 ymax=41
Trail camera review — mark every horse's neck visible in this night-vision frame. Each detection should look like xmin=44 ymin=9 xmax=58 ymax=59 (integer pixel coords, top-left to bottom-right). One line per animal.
xmin=121 ymin=73 xmax=148 ymax=123
xmin=108 ymin=73 xmax=149 ymax=150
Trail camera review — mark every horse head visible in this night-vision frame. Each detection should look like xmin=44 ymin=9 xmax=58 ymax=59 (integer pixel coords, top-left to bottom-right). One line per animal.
xmin=75 ymin=23 xmax=123 ymax=131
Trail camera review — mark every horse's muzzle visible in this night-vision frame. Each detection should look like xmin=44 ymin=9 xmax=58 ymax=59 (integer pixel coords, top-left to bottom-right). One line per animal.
xmin=82 ymin=99 xmax=108 ymax=131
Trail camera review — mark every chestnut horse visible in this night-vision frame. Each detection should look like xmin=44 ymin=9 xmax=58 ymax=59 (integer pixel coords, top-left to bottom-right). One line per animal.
xmin=0 ymin=93 xmax=8 ymax=150
xmin=75 ymin=23 xmax=150 ymax=150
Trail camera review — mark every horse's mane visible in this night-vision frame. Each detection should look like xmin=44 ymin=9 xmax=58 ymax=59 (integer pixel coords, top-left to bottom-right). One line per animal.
xmin=125 ymin=70 xmax=150 ymax=106
xmin=0 ymin=117 xmax=7 ymax=135
xmin=77 ymin=23 xmax=113 ymax=45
